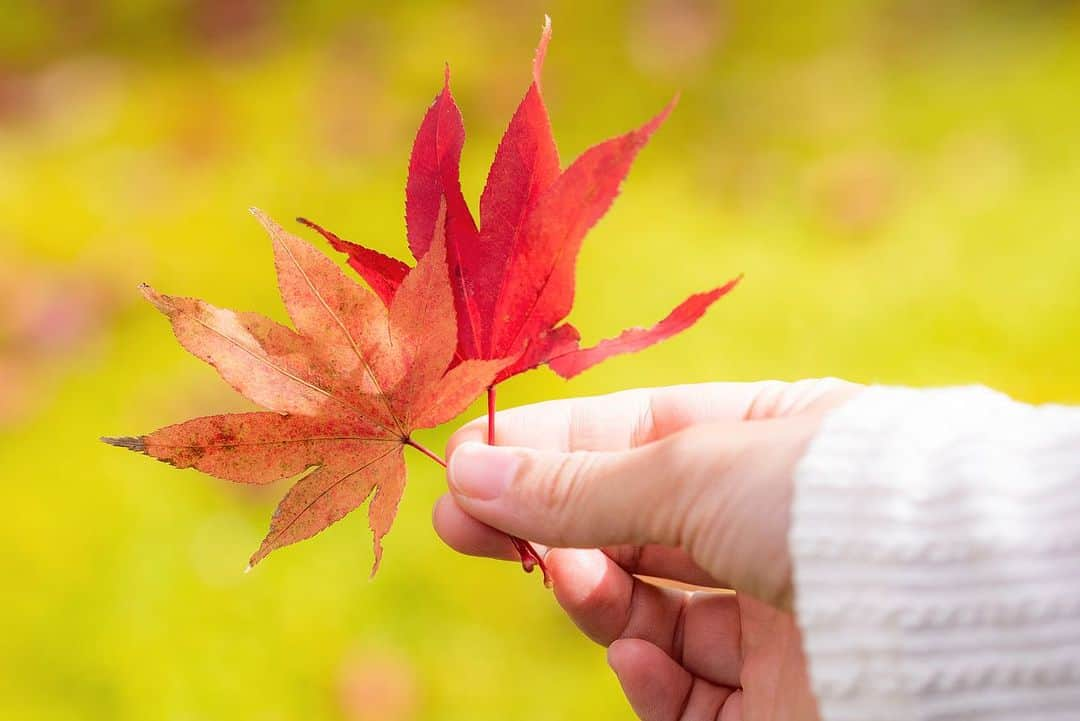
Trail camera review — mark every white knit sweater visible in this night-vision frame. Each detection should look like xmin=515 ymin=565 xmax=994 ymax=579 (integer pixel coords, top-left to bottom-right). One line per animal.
xmin=791 ymin=386 xmax=1080 ymax=721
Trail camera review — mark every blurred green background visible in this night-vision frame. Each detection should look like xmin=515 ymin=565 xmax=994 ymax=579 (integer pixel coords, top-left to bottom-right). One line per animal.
xmin=2 ymin=1 xmax=1078 ymax=719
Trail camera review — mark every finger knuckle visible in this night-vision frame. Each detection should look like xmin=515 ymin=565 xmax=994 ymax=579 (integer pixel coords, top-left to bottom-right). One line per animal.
xmin=522 ymin=451 xmax=595 ymax=521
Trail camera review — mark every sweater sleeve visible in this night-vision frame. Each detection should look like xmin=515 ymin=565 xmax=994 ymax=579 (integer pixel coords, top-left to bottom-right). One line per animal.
xmin=790 ymin=386 xmax=1080 ymax=721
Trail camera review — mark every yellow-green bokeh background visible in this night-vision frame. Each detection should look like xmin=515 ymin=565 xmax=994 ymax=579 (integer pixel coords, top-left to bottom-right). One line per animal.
xmin=2 ymin=2 xmax=1078 ymax=719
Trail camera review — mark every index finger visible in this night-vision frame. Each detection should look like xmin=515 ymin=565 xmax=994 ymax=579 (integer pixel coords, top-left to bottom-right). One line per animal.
xmin=448 ymin=380 xmax=831 ymax=456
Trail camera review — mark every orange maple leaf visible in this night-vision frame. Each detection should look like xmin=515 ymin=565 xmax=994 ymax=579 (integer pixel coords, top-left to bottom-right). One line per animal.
xmin=104 ymin=208 xmax=508 ymax=572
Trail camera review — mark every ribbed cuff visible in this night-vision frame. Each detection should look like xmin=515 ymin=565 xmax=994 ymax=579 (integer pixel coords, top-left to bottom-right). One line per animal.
xmin=791 ymin=386 xmax=1080 ymax=721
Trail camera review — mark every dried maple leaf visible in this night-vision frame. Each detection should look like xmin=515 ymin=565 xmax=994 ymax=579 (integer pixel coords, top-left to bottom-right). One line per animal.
xmin=103 ymin=208 xmax=508 ymax=571
xmin=299 ymin=17 xmax=741 ymax=385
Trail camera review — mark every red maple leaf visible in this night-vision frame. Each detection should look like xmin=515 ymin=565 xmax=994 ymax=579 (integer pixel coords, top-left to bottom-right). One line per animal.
xmin=299 ymin=17 xmax=741 ymax=386
xmin=104 ymin=208 xmax=508 ymax=571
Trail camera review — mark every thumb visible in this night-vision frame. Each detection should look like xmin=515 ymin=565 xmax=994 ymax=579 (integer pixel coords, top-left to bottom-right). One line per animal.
xmin=446 ymin=419 xmax=804 ymax=603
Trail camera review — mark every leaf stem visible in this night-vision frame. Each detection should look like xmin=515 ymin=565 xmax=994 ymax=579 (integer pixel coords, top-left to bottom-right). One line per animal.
xmin=487 ymin=385 xmax=550 ymax=587
xmin=487 ymin=384 xmax=497 ymax=445
xmin=404 ymin=438 xmax=446 ymax=467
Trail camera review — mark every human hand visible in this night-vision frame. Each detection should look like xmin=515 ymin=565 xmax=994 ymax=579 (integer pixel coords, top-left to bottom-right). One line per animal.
xmin=434 ymin=379 xmax=860 ymax=720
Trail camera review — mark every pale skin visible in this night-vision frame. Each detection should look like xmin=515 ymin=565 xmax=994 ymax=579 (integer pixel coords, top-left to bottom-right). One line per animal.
xmin=433 ymin=379 xmax=863 ymax=721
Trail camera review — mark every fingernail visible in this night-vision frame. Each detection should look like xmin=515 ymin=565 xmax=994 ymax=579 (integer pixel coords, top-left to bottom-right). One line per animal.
xmin=448 ymin=442 xmax=520 ymax=500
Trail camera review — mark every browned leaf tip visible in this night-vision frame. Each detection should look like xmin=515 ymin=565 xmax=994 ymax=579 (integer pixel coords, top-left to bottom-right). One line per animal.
xmin=101 ymin=436 xmax=147 ymax=453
